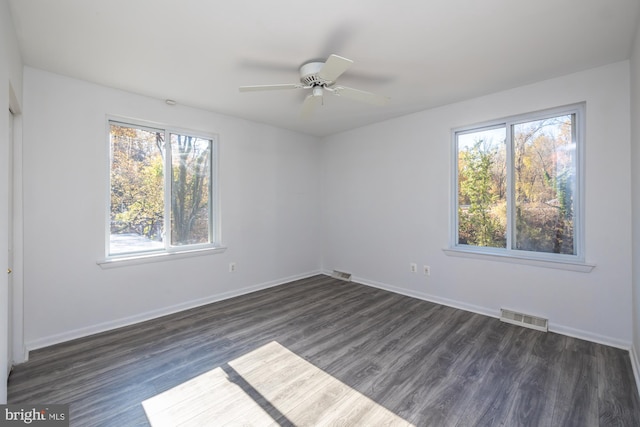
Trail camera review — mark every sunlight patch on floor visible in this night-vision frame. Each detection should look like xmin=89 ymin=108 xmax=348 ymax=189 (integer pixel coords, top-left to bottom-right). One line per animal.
xmin=142 ymin=341 xmax=414 ymax=426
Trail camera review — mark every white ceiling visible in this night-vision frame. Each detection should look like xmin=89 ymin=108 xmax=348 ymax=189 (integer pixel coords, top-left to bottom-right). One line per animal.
xmin=8 ymin=0 xmax=640 ymax=137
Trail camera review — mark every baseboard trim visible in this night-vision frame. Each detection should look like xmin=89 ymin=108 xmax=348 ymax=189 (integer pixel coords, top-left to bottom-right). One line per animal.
xmin=550 ymin=324 xmax=630 ymax=350
xmin=324 ymin=271 xmax=632 ymax=351
xmin=631 ymin=345 xmax=640 ymax=396
xmin=25 ymin=270 xmax=322 ymax=355
xmin=351 ymin=274 xmax=497 ymax=320
xmin=25 ymin=270 xmax=633 ymax=360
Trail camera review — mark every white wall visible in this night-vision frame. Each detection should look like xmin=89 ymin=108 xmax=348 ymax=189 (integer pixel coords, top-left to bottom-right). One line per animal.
xmin=2 ymin=1 xmax=22 ymax=106
xmin=17 ymin=31 xmax=638 ymax=360
xmin=630 ymin=21 xmax=640 ymax=379
xmin=22 ymin=67 xmax=322 ymax=350
xmin=321 ymin=61 xmax=633 ymax=347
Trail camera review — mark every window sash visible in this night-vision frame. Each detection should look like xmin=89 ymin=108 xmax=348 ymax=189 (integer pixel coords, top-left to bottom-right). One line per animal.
xmin=167 ymin=133 xmax=214 ymax=248
xmin=452 ymin=103 xmax=584 ymax=262
xmin=107 ymin=119 xmax=219 ymax=258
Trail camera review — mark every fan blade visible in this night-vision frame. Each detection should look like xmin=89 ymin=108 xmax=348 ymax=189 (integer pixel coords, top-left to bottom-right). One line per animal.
xmin=301 ymin=93 xmax=323 ymax=119
xmin=318 ymin=54 xmax=353 ymax=82
xmin=239 ymin=84 xmax=301 ymax=92
xmin=333 ymin=86 xmax=390 ymax=106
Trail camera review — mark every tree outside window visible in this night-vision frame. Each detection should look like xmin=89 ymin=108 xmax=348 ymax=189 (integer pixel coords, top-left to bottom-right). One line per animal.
xmin=109 ymin=121 xmax=216 ymax=256
xmin=455 ymin=106 xmax=581 ymax=258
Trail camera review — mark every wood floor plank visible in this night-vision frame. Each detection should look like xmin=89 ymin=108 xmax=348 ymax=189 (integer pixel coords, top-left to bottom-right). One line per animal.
xmin=596 ymin=344 xmax=640 ymax=426
xmin=502 ymin=331 xmax=567 ymax=426
xmin=550 ymin=347 xmax=599 ymax=427
xmin=404 ymin=316 xmax=509 ymax=426
xmin=454 ymin=326 xmax=545 ymax=426
xmin=8 ymin=275 xmax=640 ymax=426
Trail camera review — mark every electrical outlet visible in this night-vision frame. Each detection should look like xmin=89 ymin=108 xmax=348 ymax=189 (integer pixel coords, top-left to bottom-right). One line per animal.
xmin=424 ymin=265 xmax=431 ymax=276
xmin=229 ymin=262 xmax=237 ymax=273
xmin=410 ymin=263 xmax=417 ymax=273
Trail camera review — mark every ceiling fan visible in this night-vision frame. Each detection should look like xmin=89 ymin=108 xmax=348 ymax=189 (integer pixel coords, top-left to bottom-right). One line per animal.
xmin=239 ymin=54 xmax=390 ymax=118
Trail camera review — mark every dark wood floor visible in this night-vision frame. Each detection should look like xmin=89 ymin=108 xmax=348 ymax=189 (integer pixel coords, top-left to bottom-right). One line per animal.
xmin=8 ymin=275 xmax=640 ymax=426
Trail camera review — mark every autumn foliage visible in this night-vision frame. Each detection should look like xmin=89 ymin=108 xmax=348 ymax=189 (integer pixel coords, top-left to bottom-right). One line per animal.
xmin=457 ymin=115 xmax=575 ymax=255
xmin=110 ymin=123 xmax=211 ymax=251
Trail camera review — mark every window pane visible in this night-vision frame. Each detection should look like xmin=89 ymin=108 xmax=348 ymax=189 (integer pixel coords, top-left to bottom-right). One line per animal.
xmin=513 ymin=114 xmax=575 ymax=254
xmin=457 ymin=127 xmax=507 ymax=248
xmin=109 ymin=123 xmax=165 ymax=254
xmin=170 ymin=134 xmax=211 ymax=246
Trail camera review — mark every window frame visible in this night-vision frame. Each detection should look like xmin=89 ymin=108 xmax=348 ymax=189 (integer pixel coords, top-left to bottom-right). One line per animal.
xmin=448 ymin=103 xmax=591 ymax=270
xmin=99 ymin=116 xmax=224 ymax=267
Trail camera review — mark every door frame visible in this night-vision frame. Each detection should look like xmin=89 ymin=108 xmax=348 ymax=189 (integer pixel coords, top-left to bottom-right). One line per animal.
xmin=1 ymin=86 xmax=25 ymax=403
xmin=9 ymin=85 xmax=24 ymax=366
xmin=7 ymin=108 xmax=13 ymax=379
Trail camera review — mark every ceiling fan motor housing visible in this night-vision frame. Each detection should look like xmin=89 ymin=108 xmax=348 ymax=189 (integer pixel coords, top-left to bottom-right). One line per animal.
xmin=299 ymin=62 xmax=331 ymax=86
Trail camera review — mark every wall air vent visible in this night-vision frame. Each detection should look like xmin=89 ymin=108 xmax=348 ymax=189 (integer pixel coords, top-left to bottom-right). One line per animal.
xmin=331 ymin=270 xmax=352 ymax=282
xmin=500 ymin=308 xmax=548 ymax=332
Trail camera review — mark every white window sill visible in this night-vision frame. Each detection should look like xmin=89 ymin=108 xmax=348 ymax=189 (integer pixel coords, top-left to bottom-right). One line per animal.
xmin=97 ymin=246 xmax=227 ymax=269
xmin=442 ymin=247 xmax=595 ymax=273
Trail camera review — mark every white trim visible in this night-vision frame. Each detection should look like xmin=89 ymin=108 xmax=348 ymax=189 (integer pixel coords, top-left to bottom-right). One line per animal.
xmin=163 ymin=127 xmax=172 ymax=249
xmin=10 ymin=108 xmax=26 ymax=364
xmin=550 ymin=323 xmax=630 ymax=350
xmin=325 ymin=271 xmax=630 ymax=350
xmin=506 ymin=122 xmax=515 ymax=249
xmin=25 ymin=270 xmax=322 ymax=353
xmin=341 ymin=272 xmax=497 ymax=319
xmin=451 ymin=103 xmax=586 ymax=264
xmin=104 ymin=118 xmax=112 ymax=259
xmin=211 ymin=134 xmax=222 ymax=247
xmin=105 ymin=116 xmax=222 ymax=260
xmin=97 ymin=246 xmax=227 ymax=268
xmin=631 ymin=345 xmax=640 ymax=398
xmin=442 ymin=247 xmax=595 ymax=272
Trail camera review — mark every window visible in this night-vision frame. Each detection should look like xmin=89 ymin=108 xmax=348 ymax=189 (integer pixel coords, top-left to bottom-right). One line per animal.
xmin=453 ymin=104 xmax=584 ymax=262
xmin=107 ymin=120 xmax=219 ymax=258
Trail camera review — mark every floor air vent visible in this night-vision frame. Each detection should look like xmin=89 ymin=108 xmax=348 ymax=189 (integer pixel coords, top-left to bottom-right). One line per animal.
xmin=331 ymin=270 xmax=352 ymax=282
xmin=500 ymin=309 xmax=548 ymax=332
